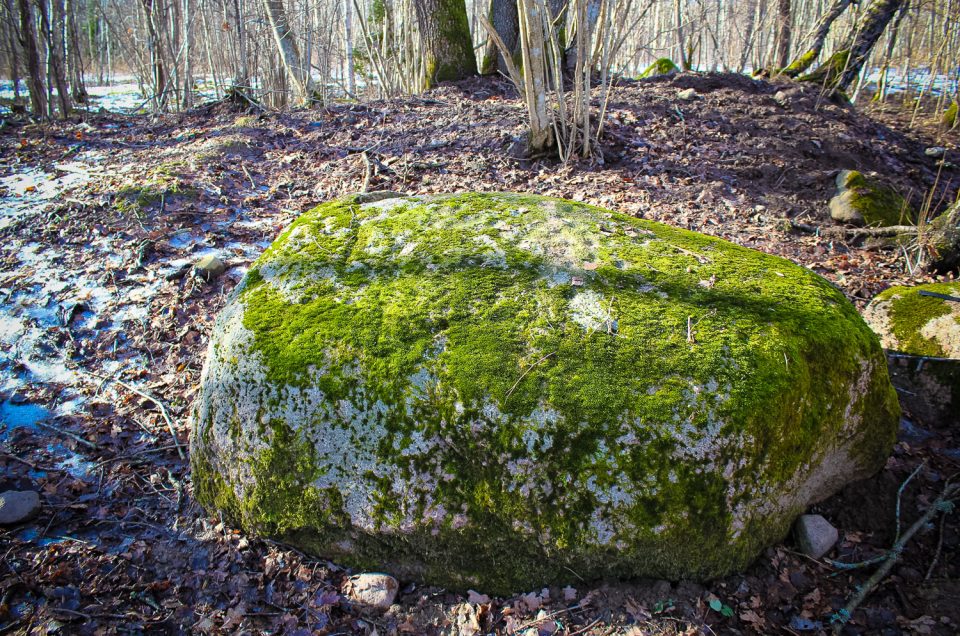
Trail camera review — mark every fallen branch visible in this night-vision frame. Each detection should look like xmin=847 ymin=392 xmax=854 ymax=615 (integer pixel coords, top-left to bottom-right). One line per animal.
xmin=783 ymin=218 xmax=919 ymax=237
xmin=36 ymin=419 xmax=99 ymax=450
xmin=831 ymin=479 xmax=958 ymax=633
xmin=918 ymin=290 xmax=960 ymax=303
xmin=82 ymin=370 xmax=186 ymax=459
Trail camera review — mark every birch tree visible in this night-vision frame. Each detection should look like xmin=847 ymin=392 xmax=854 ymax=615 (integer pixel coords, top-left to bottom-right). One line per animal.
xmin=263 ymin=0 xmax=313 ymax=103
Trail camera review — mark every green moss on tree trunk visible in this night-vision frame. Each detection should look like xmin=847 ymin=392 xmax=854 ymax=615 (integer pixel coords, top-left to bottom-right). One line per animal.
xmin=413 ymin=0 xmax=477 ymax=88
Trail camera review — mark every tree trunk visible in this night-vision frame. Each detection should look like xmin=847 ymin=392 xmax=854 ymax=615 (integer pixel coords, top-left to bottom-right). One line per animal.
xmin=5 ymin=0 xmax=22 ymax=102
xmin=40 ymin=0 xmax=71 ymax=117
xmin=65 ymin=0 xmax=87 ymax=102
xmin=835 ymin=0 xmax=907 ymax=90
xmin=775 ymin=0 xmax=792 ymax=69
xmin=674 ymin=0 xmax=689 ymax=71
xmin=782 ymin=0 xmax=852 ymax=76
xmin=412 ymin=0 xmax=476 ymax=88
xmin=874 ymin=0 xmax=910 ymax=101
xmin=479 ymin=0 xmax=518 ymax=76
xmin=344 ymin=0 xmax=355 ymax=95
xmin=262 ymin=0 xmax=312 ymax=104
xmin=16 ymin=0 xmax=47 ymax=117
xmin=517 ymin=0 xmax=552 ymax=155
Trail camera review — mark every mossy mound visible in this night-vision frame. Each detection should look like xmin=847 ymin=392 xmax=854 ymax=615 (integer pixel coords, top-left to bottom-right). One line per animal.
xmin=829 ymin=170 xmax=915 ymax=227
xmin=192 ymin=192 xmax=898 ymax=595
xmin=863 ymin=282 xmax=960 ymax=358
xmin=639 ymin=58 xmax=680 ymax=79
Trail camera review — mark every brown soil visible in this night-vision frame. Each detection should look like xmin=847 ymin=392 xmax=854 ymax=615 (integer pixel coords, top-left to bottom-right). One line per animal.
xmin=0 ymin=72 xmax=957 ymax=635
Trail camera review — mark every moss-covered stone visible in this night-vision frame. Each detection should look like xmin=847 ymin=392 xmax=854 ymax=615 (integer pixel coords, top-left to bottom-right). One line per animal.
xmin=944 ymin=101 xmax=958 ymax=129
xmin=864 ymin=282 xmax=960 ymax=427
xmin=863 ymin=281 xmax=960 ymax=358
xmin=639 ymin=58 xmax=680 ymax=79
xmin=829 ymin=170 xmax=916 ymax=227
xmin=191 ymin=192 xmax=899 ymax=595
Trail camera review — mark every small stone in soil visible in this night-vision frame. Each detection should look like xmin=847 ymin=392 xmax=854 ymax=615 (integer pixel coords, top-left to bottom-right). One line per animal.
xmin=677 ymin=88 xmax=697 ymax=101
xmin=0 ymin=490 xmax=41 ymax=525
xmin=795 ymin=514 xmax=839 ymax=559
xmin=345 ymin=573 xmax=398 ymax=610
xmin=193 ymin=255 xmax=227 ymax=281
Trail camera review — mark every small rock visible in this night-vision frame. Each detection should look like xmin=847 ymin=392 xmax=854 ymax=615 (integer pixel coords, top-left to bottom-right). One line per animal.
xmin=677 ymin=88 xmax=697 ymax=101
xmin=344 ymin=572 xmax=398 ymax=610
xmin=193 ymin=255 xmax=227 ymax=281
xmin=0 ymin=490 xmax=41 ymax=525
xmin=925 ymin=146 xmax=947 ymax=158
xmin=773 ymin=91 xmax=790 ymax=108
xmin=467 ymin=589 xmax=490 ymax=604
xmin=353 ymin=190 xmax=404 ymax=204
xmin=795 ymin=514 xmax=838 ymax=559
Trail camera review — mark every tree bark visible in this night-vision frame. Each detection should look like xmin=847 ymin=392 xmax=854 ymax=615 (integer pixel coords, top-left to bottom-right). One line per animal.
xmin=517 ymin=0 xmax=552 ymax=155
xmin=782 ymin=0 xmax=852 ymax=76
xmin=412 ymin=0 xmax=477 ymax=88
xmin=674 ymin=0 xmax=689 ymax=71
xmin=835 ymin=0 xmax=907 ymax=90
xmin=262 ymin=0 xmax=312 ymax=104
xmin=16 ymin=0 xmax=46 ymax=117
xmin=5 ymin=0 xmax=23 ymax=102
xmin=39 ymin=0 xmax=71 ymax=117
xmin=775 ymin=0 xmax=792 ymax=69
xmin=479 ymin=0 xmax=518 ymax=76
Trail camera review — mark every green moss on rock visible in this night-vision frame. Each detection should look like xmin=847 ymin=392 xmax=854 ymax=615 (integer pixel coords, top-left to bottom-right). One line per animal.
xmin=829 ymin=170 xmax=915 ymax=227
xmin=944 ymin=101 xmax=958 ymax=129
xmin=863 ymin=281 xmax=960 ymax=357
xmin=639 ymin=58 xmax=680 ymax=79
xmin=191 ymin=192 xmax=899 ymax=595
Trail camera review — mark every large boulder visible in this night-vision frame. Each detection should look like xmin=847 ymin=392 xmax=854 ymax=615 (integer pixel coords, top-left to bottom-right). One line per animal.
xmin=191 ymin=192 xmax=898 ymax=594
xmin=863 ymin=282 xmax=960 ymax=426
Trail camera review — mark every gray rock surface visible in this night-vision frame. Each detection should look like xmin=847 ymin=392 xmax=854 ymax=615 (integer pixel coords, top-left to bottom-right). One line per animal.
xmin=677 ymin=88 xmax=697 ymax=101
xmin=194 ymin=254 xmax=227 ymax=280
xmin=0 ymin=490 xmax=41 ymax=525
xmin=344 ymin=573 xmax=398 ymax=610
xmin=795 ymin=514 xmax=838 ymax=559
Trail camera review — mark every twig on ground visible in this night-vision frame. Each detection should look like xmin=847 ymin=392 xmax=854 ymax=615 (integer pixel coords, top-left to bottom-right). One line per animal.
xmin=831 ymin=480 xmax=958 ymax=634
xmin=504 ymin=352 xmax=556 ymax=401
xmin=924 ymin=508 xmax=947 ymax=580
xmin=36 ymin=420 xmax=98 ymax=450
xmin=783 ymin=218 xmax=919 ymax=237
xmin=81 ymin=370 xmax=185 ymax=459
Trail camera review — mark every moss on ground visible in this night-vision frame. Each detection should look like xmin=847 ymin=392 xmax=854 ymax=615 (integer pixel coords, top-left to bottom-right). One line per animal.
xmin=113 ymin=163 xmax=196 ymax=217
xmin=192 ymin=192 xmax=899 ymax=594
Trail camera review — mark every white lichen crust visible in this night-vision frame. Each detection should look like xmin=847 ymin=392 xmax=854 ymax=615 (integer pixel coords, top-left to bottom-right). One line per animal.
xmin=191 ymin=192 xmax=899 ymax=594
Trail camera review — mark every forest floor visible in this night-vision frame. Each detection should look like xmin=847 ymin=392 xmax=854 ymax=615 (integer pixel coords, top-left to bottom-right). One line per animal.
xmin=0 ymin=72 xmax=958 ymax=635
